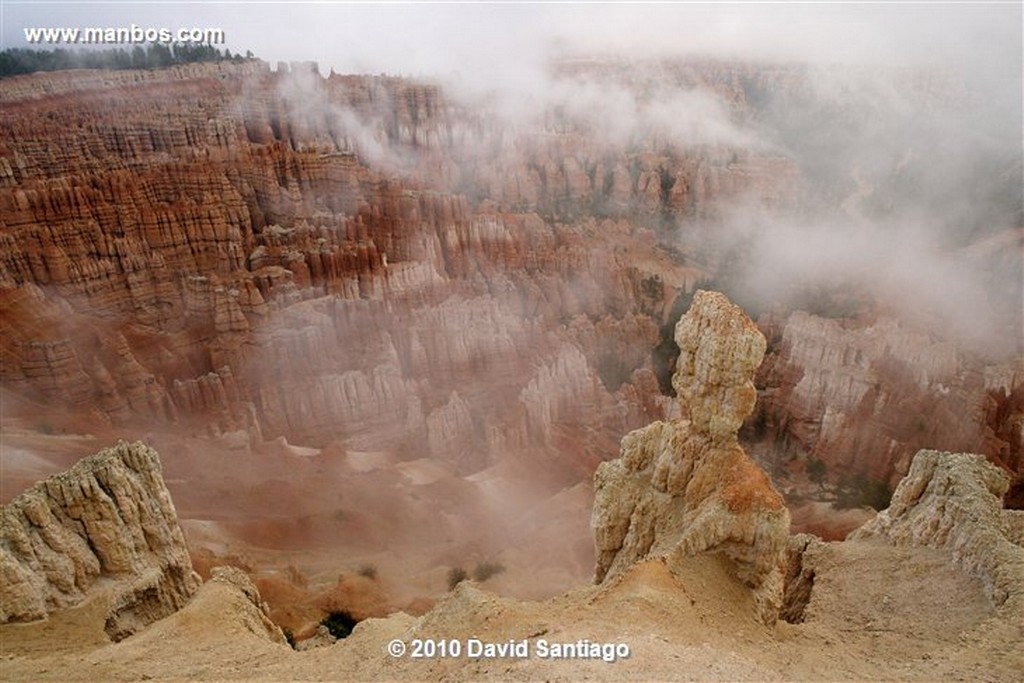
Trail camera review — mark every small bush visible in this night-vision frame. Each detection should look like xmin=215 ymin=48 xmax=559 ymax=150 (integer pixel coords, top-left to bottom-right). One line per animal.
xmin=283 ymin=628 xmax=296 ymax=649
xmin=320 ymin=611 xmax=358 ymax=639
xmin=471 ymin=561 xmax=506 ymax=582
xmin=447 ymin=567 xmax=468 ymax=591
xmin=357 ymin=564 xmax=378 ymax=580
xmin=807 ymin=458 xmax=828 ymax=490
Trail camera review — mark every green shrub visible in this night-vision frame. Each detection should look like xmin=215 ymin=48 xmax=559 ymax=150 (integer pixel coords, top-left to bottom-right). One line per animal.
xmin=447 ymin=567 xmax=468 ymax=591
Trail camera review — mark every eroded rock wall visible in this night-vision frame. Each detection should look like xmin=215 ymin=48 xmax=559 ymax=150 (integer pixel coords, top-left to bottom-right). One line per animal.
xmin=4 ymin=62 xmax=760 ymax=466
xmin=0 ymin=441 xmax=199 ymax=637
xmin=754 ymin=311 xmax=1024 ymax=498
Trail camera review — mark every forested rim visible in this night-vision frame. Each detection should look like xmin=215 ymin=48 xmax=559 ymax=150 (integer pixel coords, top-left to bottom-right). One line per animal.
xmin=0 ymin=45 xmax=257 ymax=79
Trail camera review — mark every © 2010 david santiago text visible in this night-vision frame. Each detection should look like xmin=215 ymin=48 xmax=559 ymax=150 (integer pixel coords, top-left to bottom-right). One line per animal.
xmin=386 ymin=637 xmax=631 ymax=663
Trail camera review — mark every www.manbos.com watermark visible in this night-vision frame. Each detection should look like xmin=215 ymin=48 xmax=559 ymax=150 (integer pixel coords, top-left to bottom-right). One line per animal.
xmin=24 ymin=24 xmax=226 ymax=46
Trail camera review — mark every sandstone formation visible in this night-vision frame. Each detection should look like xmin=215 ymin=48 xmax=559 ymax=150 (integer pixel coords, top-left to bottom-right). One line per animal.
xmin=753 ymin=311 xmax=1024 ymax=498
xmin=850 ymin=449 xmax=1024 ymax=616
xmin=1 ymin=51 xmax=1021 ymax=683
xmin=592 ymin=290 xmax=790 ymax=623
xmin=0 ymin=441 xmax=199 ymax=639
xmin=779 ymin=532 xmax=826 ymax=624
xmin=6 ymin=59 xmax=1003 ymax=512
xmin=3 ymin=61 xmax=745 ymax=478
xmin=204 ymin=565 xmax=286 ymax=645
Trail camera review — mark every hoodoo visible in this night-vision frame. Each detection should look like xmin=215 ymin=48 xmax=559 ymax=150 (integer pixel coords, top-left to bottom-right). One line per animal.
xmin=592 ymin=290 xmax=791 ymax=624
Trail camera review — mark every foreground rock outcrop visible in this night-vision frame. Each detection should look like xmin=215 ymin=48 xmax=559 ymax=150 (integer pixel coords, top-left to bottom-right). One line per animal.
xmin=850 ymin=449 xmax=1024 ymax=617
xmin=592 ymin=290 xmax=790 ymax=623
xmin=198 ymin=566 xmax=286 ymax=645
xmin=0 ymin=441 xmax=199 ymax=638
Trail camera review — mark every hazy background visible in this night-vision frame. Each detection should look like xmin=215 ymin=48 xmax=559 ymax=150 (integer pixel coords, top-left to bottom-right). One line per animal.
xmin=3 ymin=2 xmax=1020 ymax=77
xmin=5 ymin=2 xmax=1017 ymax=161
xmin=3 ymin=1 xmax=1021 ymax=354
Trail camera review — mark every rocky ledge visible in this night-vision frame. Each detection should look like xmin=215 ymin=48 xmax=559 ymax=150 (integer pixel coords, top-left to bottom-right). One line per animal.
xmin=0 ymin=441 xmax=200 ymax=639
xmin=851 ymin=449 xmax=1024 ymax=618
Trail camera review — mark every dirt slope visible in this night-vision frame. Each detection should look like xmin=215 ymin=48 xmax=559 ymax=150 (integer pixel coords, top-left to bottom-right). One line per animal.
xmin=3 ymin=537 xmax=1020 ymax=682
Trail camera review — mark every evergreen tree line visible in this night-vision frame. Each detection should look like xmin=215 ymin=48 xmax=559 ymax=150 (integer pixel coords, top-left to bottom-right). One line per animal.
xmin=0 ymin=44 xmax=256 ymax=78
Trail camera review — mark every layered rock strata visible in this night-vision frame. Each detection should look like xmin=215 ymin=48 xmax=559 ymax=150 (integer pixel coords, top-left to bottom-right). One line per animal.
xmin=3 ymin=62 xmax=741 ymax=467
xmin=850 ymin=449 xmax=1024 ymax=617
xmin=5 ymin=60 xmax=1010 ymax=527
xmin=592 ymin=290 xmax=790 ymax=624
xmin=754 ymin=311 xmax=1024 ymax=496
xmin=0 ymin=441 xmax=199 ymax=638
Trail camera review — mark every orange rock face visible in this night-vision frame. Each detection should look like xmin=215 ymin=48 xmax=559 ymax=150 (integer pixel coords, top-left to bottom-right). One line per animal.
xmin=4 ymin=58 xmax=1015 ymax=559
xmin=5 ymin=61 xmax=798 ymax=486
